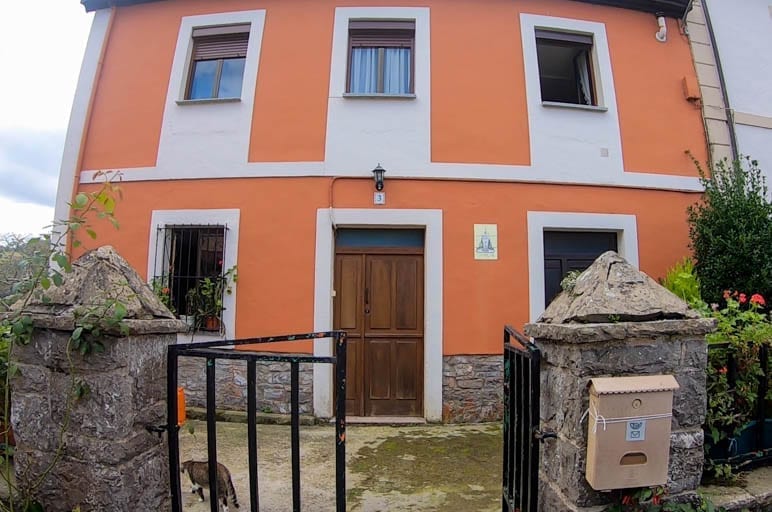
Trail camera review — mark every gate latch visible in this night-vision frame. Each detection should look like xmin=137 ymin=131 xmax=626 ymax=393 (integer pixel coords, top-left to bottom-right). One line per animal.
xmin=145 ymin=424 xmax=169 ymax=438
xmin=533 ymin=429 xmax=557 ymax=442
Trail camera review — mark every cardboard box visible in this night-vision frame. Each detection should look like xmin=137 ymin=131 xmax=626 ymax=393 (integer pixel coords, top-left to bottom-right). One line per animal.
xmin=585 ymin=375 xmax=679 ymax=490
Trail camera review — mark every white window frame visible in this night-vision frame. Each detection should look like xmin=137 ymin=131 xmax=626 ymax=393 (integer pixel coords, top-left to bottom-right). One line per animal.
xmin=172 ymin=11 xmax=265 ymax=104
xmin=521 ymin=14 xmax=615 ymax=112
xmin=535 ymin=29 xmax=600 ymax=109
xmin=527 ymin=212 xmax=638 ymax=322
xmin=148 ymin=209 xmax=240 ymax=342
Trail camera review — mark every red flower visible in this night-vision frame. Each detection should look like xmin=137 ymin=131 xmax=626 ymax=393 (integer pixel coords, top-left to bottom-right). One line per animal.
xmin=652 ymin=495 xmax=662 ymax=505
xmin=162 ymin=287 xmax=170 ymax=295
xmin=739 ymin=293 xmax=747 ymax=304
xmin=750 ymin=294 xmax=766 ymax=306
xmin=719 ymin=366 xmax=728 ymax=375
xmin=723 ymin=290 xmax=731 ymax=300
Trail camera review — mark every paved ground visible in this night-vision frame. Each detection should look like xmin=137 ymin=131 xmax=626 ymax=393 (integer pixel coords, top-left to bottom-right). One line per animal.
xmin=178 ymin=420 xmax=502 ymax=512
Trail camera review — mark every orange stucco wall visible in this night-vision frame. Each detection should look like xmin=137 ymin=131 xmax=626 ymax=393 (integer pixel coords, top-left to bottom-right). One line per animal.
xmin=77 ymin=178 xmax=697 ymax=356
xmin=80 ymin=0 xmax=706 ymax=173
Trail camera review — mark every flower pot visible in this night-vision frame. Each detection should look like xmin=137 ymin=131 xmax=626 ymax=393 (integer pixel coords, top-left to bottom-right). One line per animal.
xmin=203 ymin=315 xmax=221 ymax=332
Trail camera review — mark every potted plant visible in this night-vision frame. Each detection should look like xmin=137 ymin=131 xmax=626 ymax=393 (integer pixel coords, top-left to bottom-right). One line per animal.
xmin=151 ymin=277 xmax=176 ymax=315
xmin=192 ymin=265 xmax=237 ymax=334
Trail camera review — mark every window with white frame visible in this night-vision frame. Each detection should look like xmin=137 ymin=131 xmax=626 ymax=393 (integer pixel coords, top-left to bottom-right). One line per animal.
xmin=347 ymin=20 xmax=415 ymax=95
xmin=153 ymin=225 xmax=233 ymax=333
xmin=535 ymin=29 xmax=596 ymax=106
xmin=186 ymin=24 xmax=250 ymax=100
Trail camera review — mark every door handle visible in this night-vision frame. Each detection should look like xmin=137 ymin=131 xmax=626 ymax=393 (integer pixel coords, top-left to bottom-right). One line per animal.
xmin=364 ymin=288 xmax=370 ymax=315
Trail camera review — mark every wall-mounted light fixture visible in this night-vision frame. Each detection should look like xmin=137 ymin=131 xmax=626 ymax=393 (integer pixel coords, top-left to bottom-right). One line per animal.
xmin=372 ymin=164 xmax=386 ymax=191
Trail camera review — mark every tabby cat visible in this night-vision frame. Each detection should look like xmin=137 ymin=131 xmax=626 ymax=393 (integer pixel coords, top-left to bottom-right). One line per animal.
xmin=180 ymin=459 xmax=240 ymax=512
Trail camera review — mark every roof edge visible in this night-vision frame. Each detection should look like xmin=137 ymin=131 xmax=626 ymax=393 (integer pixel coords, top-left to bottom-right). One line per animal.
xmin=81 ymin=0 xmax=692 ymax=18
xmin=81 ymin=0 xmax=165 ymax=12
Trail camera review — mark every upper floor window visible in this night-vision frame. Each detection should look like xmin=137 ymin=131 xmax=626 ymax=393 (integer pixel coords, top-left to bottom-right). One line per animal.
xmin=535 ymin=29 xmax=596 ymax=106
xmin=347 ymin=20 xmax=415 ymax=95
xmin=186 ymin=24 xmax=250 ymax=100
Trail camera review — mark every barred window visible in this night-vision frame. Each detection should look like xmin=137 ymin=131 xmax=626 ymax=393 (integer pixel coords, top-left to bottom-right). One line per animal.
xmin=153 ymin=225 xmax=228 ymax=331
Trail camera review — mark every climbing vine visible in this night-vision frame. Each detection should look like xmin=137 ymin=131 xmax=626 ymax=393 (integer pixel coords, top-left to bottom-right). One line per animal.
xmin=0 ymin=171 xmax=123 ymax=511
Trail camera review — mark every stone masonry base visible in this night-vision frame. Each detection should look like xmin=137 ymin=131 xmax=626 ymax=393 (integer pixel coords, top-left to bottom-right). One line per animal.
xmin=179 ymin=353 xmax=505 ymax=423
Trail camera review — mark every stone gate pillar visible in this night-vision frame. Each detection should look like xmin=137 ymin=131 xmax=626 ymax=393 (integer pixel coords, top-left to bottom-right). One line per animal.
xmin=11 ymin=246 xmax=184 ymax=511
xmin=524 ymin=252 xmax=715 ymax=511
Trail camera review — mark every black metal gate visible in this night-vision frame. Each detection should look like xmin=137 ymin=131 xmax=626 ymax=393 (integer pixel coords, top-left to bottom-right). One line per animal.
xmin=166 ymin=331 xmax=347 ymax=512
xmin=502 ymin=325 xmax=542 ymax=512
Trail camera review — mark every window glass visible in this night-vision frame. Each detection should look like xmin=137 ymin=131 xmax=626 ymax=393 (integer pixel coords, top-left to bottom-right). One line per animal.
xmin=218 ymin=58 xmax=246 ymax=98
xmin=347 ymin=21 xmax=415 ymax=95
xmin=383 ymin=48 xmax=411 ymax=94
xmin=350 ymin=48 xmax=379 ymax=93
xmin=189 ymin=60 xmax=217 ymax=100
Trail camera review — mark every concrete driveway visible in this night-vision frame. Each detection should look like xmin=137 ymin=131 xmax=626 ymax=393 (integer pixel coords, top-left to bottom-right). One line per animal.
xmin=178 ymin=420 xmax=502 ymax=511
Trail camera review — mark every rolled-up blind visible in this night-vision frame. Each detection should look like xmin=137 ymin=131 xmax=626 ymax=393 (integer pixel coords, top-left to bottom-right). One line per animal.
xmin=349 ymin=20 xmax=415 ymax=48
xmin=192 ymin=29 xmax=249 ymax=61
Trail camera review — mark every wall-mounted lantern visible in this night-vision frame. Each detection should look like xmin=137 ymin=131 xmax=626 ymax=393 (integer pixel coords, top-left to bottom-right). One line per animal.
xmin=372 ymin=164 xmax=386 ymax=191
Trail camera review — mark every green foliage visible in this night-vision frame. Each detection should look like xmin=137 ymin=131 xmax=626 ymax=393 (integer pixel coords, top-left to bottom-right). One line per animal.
xmin=703 ymin=291 xmax=771 ymax=482
xmin=0 ymin=172 xmax=123 ymax=511
xmin=151 ymin=277 xmax=175 ymax=314
xmin=560 ymin=269 xmax=582 ymax=294
xmin=687 ymin=155 xmax=772 ymax=304
xmin=605 ymin=486 xmax=725 ymax=512
xmin=70 ymin=292 xmax=131 ymax=356
xmin=661 ymin=258 xmax=703 ymax=305
xmin=185 ymin=265 xmax=238 ymax=334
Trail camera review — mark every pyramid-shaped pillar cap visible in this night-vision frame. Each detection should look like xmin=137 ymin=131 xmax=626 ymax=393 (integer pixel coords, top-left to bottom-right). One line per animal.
xmin=537 ymin=251 xmax=701 ymax=324
xmin=18 ymin=245 xmax=185 ymax=334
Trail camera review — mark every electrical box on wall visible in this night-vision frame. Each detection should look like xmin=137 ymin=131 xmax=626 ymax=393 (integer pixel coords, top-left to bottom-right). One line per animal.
xmin=585 ymin=375 xmax=679 ymax=490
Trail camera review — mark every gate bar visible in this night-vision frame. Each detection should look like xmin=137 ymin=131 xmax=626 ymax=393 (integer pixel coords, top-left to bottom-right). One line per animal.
xmin=335 ymin=333 xmax=348 ymax=512
xmin=291 ymin=361 xmax=301 ymax=511
xmin=206 ymin=358 xmax=219 ymax=512
xmin=167 ymin=346 xmax=183 ymax=512
xmin=168 ymin=331 xmax=347 ymax=512
xmin=247 ymin=360 xmax=259 ymax=512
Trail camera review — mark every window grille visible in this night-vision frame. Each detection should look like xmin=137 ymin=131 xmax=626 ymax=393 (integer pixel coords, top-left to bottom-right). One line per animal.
xmin=153 ymin=225 xmax=228 ymax=330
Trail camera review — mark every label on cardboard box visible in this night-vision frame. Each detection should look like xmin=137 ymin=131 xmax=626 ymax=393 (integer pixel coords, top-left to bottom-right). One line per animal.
xmin=626 ymin=419 xmax=646 ymax=441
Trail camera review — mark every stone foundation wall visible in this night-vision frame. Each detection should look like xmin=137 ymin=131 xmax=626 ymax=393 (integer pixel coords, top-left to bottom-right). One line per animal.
xmin=178 ymin=355 xmax=314 ymax=414
xmin=442 ymin=355 xmax=503 ymax=423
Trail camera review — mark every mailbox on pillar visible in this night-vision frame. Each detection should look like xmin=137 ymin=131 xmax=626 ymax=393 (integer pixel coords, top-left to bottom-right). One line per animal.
xmin=585 ymin=374 xmax=680 ymax=490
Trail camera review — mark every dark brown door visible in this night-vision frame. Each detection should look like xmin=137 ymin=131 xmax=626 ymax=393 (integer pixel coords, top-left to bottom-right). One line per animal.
xmin=334 ymin=251 xmax=424 ymax=417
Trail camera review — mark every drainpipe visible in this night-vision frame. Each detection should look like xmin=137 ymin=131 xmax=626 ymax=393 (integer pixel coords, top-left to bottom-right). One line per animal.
xmin=701 ymin=0 xmax=739 ymax=160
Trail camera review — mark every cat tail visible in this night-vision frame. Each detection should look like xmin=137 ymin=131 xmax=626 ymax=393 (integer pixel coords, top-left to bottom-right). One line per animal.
xmin=227 ymin=475 xmax=239 ymax=508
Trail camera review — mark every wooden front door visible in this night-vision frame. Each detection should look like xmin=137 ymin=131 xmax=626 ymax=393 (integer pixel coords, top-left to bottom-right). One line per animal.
xmin=334 ymin=250 xmax=424 ymax=417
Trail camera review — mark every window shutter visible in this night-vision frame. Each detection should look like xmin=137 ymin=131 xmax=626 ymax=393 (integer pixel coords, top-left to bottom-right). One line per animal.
xmin=350 ymin=36 xmax=413 ymax=48
xmin=535 ymin=29 xmax=593 ymax=46
xmin=349 ymin=19 xmax=415 ymax=48
xmin=192 ymin=32 xmax=249 ymax=61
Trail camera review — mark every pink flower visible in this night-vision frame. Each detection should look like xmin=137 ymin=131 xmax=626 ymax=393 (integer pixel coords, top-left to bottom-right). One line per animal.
xmin=750 ymin=294 xmax=766 ymax=307
xmin=719 ymin=366 xmax=728 ymax=375
xmin=723 ymin=290 xmax=731 ymax=300
xmin=739 ymin=293 xmax=747 ymax=304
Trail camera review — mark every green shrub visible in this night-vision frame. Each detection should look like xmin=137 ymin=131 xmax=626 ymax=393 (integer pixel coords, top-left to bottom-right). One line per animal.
xmin=687 ymin=156 xmax=772 ymax=304
xmin=661 ymin=257 xmax=702 ymax=304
